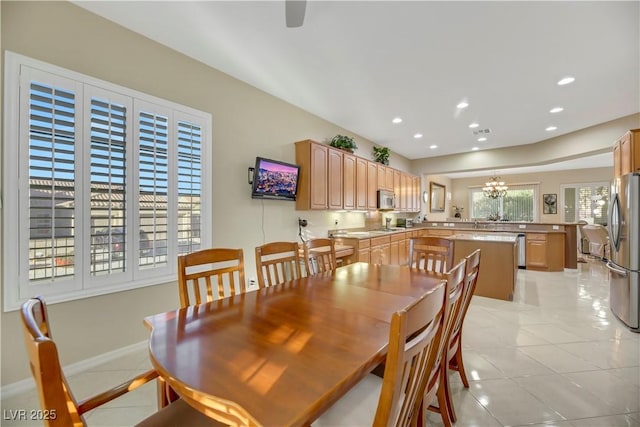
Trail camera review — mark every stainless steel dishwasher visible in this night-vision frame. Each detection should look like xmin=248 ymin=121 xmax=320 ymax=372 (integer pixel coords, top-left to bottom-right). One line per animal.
xmin=517 ymin=233 xmax=526 ymax=269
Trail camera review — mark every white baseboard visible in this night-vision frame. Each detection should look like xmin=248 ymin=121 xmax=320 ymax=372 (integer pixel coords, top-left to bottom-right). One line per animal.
xmin=1 ymin=340 xmax=147 ymax=400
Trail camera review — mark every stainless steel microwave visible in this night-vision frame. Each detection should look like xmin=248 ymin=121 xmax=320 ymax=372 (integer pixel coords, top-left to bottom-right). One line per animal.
xmin=377 ymin=190 xmax=395 ymax=210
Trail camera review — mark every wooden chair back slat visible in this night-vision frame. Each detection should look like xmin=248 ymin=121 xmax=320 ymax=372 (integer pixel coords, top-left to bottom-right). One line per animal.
xmin=178 ymin=248 xmax=246 ymax=308
xmin=446 ymin=249 xmax=482 ymax=392
xmin=409 ymin=237 xmax=454 ymax=273
xmin=303 ymin=238 xmax=337 ymax=276
xmin=423 ymin=259 xmax=467 ymax=426
xmin=255 ymin=241 xmax=303 ymax=288
xmin=373 ymin=280 xmax=447 ymax=426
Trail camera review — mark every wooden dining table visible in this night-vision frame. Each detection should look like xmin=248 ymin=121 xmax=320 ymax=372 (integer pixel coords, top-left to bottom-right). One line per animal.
xmin=144 ymin=262 xmax=445 ymax=426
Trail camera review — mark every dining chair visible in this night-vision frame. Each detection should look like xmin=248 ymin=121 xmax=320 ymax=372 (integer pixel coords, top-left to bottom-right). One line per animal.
xmin=409 ymin=236 xmax=454 ymax=273
xmin=314 ymin=278 xmax=448 ymax=427
xmin=303 ymin=238 xmax=337 ymax=276
xmin=20 ymin=296 xmax=220 ymax=427
xmin=178 ymin=248 xmax=246 ymax=308
xmin=422 ymin=259 xmax=467 ymax=427
xmin=443 ymin=249 xmax=481 ymax=423
xmin=255 ymin=241 xmax=303 ymax=288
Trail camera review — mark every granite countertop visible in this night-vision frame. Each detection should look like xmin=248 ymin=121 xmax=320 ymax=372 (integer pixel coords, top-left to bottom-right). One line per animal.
xmin=331 ymin=228 xmax=408 ymax=239
xmin=449 ymin=233 xmax=518 ymax=243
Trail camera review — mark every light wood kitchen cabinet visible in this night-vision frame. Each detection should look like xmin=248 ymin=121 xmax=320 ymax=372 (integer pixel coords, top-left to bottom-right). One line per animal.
xmin=370 ymin=235 xmax=391 ymax=265
xmin=386 ymin=167 xmax=394 ymax=191
xmin=355 ymin=157 xmax=368 ymax=210
xmin=399 ymin=238 xmax=409 ymax=265
xmin=332 ymin=237 xmax=370 ymax=264
xmin=525 ymin=233 xmax=564 ymax=271
xmin=295 ymin=140 xmax=328 ymax=210
xmin=367 ymin=161 xmax=378 ymax=210
xmin=412 ymin=176 xmax=420 ymax=212
xmin=342 ymin=153 xmax=356 ymax=210
xmin=295 ymin=139 xmax=419 ymax=211
xmin=358 ymin=238 xmax=371 ymax=263
xmin=377 ymin=165 xmax=386 ymax=191
xmin=328 ymin=148 xmax=343 ymax=209
xmin=401 ymin=174 xmax=409 ymax=211
xmin=389 ymin=232 xmax=406 ymax=265
xmin=614 ymin=129 xmax=640 ymax=178
xmin=614 ymin=140 xmax=622 ymax=178
xmin=377 ymin=164 xmax=393 ymax=191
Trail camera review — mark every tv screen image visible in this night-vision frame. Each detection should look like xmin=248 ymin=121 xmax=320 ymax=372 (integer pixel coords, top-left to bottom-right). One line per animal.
xmin=251 ymin=157 xmax=300 ymax=201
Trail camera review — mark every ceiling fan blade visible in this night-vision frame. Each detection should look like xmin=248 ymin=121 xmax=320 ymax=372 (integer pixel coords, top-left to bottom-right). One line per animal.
xmin=285 ymin=0 xmax=306 ymax=28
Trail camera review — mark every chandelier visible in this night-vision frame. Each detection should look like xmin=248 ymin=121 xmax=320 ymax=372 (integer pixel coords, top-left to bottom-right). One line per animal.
xmin=483 ymin=176 xmax=508 ymax=199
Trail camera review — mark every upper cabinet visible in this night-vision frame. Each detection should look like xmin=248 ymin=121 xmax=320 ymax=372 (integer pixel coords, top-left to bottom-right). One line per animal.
xmin=343 ymin=153 xmax=356 ymax=210
xmin=614 ymin=129 xmax=640 ymax=179
xmin=295 ymin=140 xmax=421 ymax=211
xmin=296 ymin=140 xmax=328 ymax=210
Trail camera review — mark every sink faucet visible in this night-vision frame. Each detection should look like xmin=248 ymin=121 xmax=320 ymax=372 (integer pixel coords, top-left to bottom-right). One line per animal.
xmin=385 ymin=217 xmax=391 ymax=230
xmin=474 ymin=219 xmax=478 ymax=229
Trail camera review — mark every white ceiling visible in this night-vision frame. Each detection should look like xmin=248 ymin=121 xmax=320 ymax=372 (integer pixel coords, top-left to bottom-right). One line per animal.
xmin=75 ymin=1 xmax=639 ymax=166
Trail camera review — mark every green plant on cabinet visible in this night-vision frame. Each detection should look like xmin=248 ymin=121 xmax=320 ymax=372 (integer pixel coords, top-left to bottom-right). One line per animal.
xmin=373 ymin=146 xmax=390 ymax=165
xmin=329 ymin=135 xmax=358 ymax=153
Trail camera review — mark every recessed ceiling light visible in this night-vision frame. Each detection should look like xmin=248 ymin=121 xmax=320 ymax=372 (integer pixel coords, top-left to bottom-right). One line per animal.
xmin=471 ymin=147 xmax=479 ymax=151
xmin=392 ymin=117 xmax=403 ymax=124
xmin=550 ymin=107 xmax=564 ymax=113
xmin=429 ymin=145 xmax=438 ymax=149
xmin=477 ymin=137 xmax=487 ymax=142
xmin=469 ymin=123 xmax=479 ymax=128
xmin=456 ymin=102 xmax=469 ymax=109
xmin=546 ymin=126 xmax=558 ymax=131
xmin=557 ymin=77 xmax=575 ymax=86
xmin=414 ymin=133 xmax=423 ymax=139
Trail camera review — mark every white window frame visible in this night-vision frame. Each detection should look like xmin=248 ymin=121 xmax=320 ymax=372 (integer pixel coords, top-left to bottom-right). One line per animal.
xmin=468 ymin=182 xmax=540 ymax=222
xmin=3 ymin=51 xmax=212 ymax=311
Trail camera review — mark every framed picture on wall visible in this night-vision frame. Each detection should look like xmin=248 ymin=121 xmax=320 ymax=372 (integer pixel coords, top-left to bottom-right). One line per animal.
xmin=543 ymin=193 xmax=557 ymax=214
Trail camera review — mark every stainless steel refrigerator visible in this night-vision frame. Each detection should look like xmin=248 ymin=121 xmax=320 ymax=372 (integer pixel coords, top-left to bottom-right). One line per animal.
xmin=607 ymin=172 xmax=640 ymax=332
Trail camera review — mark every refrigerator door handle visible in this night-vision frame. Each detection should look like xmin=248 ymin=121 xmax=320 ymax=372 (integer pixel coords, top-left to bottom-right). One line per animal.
xmin=608 ymin=192 xmax=622 ymax=251
xmin=606 ymin=260 xmax=628 ymax=277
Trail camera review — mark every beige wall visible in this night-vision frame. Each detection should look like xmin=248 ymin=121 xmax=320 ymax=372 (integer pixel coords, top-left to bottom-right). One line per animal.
xmin=0 ymin=1 xmax=414 ymax=386
xmin=421 ymin=174 xmax=452 ymax=222
xmin=411 ymin=113 xmax=640 ymax=176
xmin=450 ymin=167 xmax=613 ymax=223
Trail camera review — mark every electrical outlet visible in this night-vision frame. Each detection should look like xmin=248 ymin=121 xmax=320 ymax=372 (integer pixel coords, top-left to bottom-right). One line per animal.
xmin=249 ymin=278 xmax=257 ymax=287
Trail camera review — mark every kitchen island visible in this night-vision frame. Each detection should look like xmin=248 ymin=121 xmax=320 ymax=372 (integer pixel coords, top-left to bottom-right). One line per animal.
xmin=450 ymin=233 xmax=518 ymax=301
xmin=417 ymin=221 xmax=572 ymax=271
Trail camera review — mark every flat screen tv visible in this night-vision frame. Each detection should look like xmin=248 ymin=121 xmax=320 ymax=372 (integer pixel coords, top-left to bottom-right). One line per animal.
xmin=251 ymin=157 xmax=301 ymax=201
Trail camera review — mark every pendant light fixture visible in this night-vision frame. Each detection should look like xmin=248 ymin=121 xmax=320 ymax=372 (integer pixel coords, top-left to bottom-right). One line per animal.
xmin=483 ymin=176 xmax=508 ymax=199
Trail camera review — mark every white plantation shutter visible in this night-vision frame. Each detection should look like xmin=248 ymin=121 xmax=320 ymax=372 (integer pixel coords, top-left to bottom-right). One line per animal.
xmin=562 ymin=183 xmax=609 ymax=225
xmin=28 ymin=81 xmax=77 ymax=282
xmin=176 ymin=118 xmax=203 ymax=255
xmin=88 ymin=95 xmax=130 ymax=276
xmin=138 ymin=109 xmax=170 ymax=269
xmin=4 ymin=52 xmax=212 ymax=310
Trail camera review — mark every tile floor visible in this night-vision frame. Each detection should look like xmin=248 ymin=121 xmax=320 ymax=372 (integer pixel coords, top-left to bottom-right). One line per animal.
xmin=2 ymin=258 xmax=639 ymax=426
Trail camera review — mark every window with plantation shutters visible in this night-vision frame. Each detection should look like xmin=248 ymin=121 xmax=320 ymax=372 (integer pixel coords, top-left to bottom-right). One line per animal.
xmin=4 ymin=52 xmax=212 ymax=311
xmin=562 ymin=182 xmax=610 ymax=225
